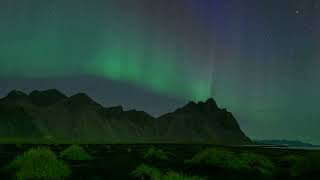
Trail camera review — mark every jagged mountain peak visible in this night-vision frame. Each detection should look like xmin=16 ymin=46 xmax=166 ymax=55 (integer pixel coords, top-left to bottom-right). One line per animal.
xmin=105 ymin=106 xmax=124 ymax=114
xmin=197 ymin=98 xmax=218 ymax=107
xmin=29 ymin=89 xmax=66 ymax=97
xmin=69 ymin=93 xmax=92 ymax=100
xmin=29 ymin=89 xmax=67 ymax=106
xmin=65 ymin=93 xmax=99 ymax=107
xmin=0 ymin=90 xmax=30 ymax=104
xmin=0 ymin=90 xmax=251 ymax=144
xmin=205 ymin=97 xmax=217 ymax=106
xmin=178 ymin=101 xmax=196 ymax=111
xmin=124 ymin=109 xmax=154 ymax=118
xmin=6 ymin=90 xmax=28 ymax=98
xmin=176 ymin=98 xmax=219 ymax=114
xmin=1 ymin=89 xmax=67 ymax=107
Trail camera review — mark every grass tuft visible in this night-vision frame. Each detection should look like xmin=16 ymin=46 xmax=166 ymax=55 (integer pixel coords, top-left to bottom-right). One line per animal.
xmin=143 ymin=147 xmax=170 ymax=161
xmin=131 ymin=164 xmax=162 ymax=180
xmin=131 ymin=164 xmax=207 ymax=180
xmin=185 ymin=148 xmax=236 ymax=168
xmin=236 ymin=152 xmax=274 ymax=176
xmin=6 ymin=147 xmax=70 ymax=180
xmin=186 ymin=148 xmax=274 ymax=176
xmin=60 ymin=145 xmax=93 ymax=160
xmin=162 ymin=171 xmax=207 ymax=180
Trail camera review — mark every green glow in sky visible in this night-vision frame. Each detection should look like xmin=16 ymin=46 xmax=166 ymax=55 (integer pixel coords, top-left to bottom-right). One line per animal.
xmin=0 ymin=2 xmax=214 ymax=101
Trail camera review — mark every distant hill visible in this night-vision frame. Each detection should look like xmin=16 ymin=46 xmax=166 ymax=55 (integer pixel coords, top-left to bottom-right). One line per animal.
xmin=255 ymin=140 xmax=319 ymax=147
xmin=0 ymin=89 xmax=251 ymax=144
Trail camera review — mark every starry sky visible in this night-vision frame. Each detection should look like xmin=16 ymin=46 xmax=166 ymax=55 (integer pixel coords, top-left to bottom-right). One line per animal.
xmin=0 ymin=0 xmax=319 ymax=144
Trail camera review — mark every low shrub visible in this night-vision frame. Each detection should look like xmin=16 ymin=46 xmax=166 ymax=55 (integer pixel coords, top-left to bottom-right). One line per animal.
xmin=280 ymin=154 xmax=310 ymax=177
xmin=162 ymin=171 xmax=207 ymax=180
xmin=236 ymin=153 xmax=274 ymax=176
xmin=60 ymin=145 xmax=93 ymax=160
xmin=186 ymin=148 xmax=274 ymax=176
xmin=127 ymin=147 xmax=132 ymax=153
xmin=307 ymin=151 xmax=320 ymax=171
xmin=6 ymin=147 xmax=70 ymax=180
xmin=131 ymin=164 xmax=162 ymax=180
xmin=185 ymin=148 xmax=236 ymax=169
xmin=143 ymin=147 xmax=169 ymax=161
xmin=15 ymin=144 xmax=23 ymax=149
xmin=131 ymin=164 xmax=207 ymax=180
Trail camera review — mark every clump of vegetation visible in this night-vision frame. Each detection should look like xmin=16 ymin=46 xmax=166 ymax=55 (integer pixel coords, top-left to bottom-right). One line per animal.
xmin=131 ymin=164 xmax=162 ymax=180
xmin=236 ymin=152 xmax=274 ymax=176
xmin=162 ymin=171 xmax=207 ymax=180
xmin=60 ymin=145 xmax=93 ymax=160
xmin=280 ymin=154 xmax=310 ymax=177
xmin=307 ymin=151 xmax=320 ymax=171
xmin=127 ymin=147 xmax=132 ymax=153
xmin=131 ymin=164 xmax=206 ymax=180
xmin=143 ymin=147 xmax=169 ymax=161
xmin=185 ymin=148 xmax=236 ymax=169
xmin=6 ymin=147 xmax=70 ymax=180
xmin=186 ymin=148 xmax=274 ymax=176
xmin=281 ymin=152 xmax=320 ymax=177
xmin=15 ymin=143 xmax=23 ymax=149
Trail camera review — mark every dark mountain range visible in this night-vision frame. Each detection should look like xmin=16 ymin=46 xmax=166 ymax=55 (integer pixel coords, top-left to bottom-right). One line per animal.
xmin=0 ymin=89 xmax=251 ymax=144
xmin=255 ymin=140 xmax=319 ymax=147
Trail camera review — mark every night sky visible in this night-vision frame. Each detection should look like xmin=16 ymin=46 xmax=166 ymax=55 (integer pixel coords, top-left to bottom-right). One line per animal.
xmin=0 ymin=0 xmax=319 ymax=144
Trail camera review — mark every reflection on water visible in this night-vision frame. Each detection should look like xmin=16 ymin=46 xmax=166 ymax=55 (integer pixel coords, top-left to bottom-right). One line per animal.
xmin=272 ymin=146 xmax=320 ymax=150
xmin=235 ymin=145 xmax=320 ymax=150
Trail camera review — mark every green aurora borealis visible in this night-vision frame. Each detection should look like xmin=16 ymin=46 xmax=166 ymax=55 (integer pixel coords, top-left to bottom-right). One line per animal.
xmin=0 ymin=0 xmax=213 ymax=101
xmin=0 ymin=0 xmax=320 ymax=143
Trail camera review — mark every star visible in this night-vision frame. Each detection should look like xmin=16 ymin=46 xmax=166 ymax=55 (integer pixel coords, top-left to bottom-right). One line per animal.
xmin=264 ymin=35 xmax=272 ymax=41
xmin=295 ymin=10 xmax=300 ymax=14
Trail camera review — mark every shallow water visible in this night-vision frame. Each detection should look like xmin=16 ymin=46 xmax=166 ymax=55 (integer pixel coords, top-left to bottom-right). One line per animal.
xmin=236 ymin=144 xmax=320 ymax=150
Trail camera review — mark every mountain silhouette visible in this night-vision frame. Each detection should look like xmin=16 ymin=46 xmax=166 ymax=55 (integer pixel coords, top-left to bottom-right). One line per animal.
xmin=0 ymin=89 xmax=251 ymax=144
xmin=29 ymin=89 xmax=67 ymax=106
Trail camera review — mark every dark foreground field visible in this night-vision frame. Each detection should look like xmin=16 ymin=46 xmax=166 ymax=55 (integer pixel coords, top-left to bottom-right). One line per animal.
xmin=0 ymin=144 xmax=319 ymax=180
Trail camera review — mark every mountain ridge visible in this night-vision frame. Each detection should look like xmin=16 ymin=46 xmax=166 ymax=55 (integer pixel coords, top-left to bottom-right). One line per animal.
xmin=0 ymin=89 xmax=251 ymax=144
